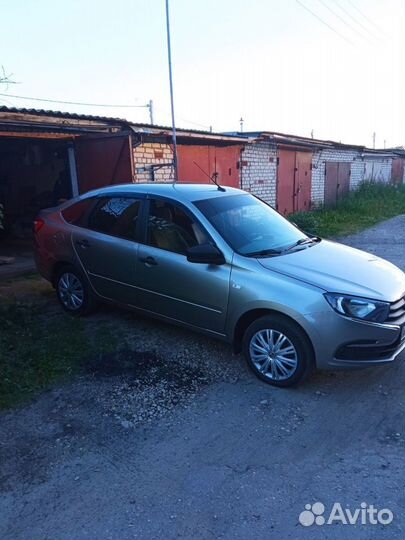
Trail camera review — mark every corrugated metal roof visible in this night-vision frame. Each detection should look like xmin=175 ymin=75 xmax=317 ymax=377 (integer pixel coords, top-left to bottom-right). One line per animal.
xmin=0 ymin=106 xmax=248 ymax=142
xmin=0 ymin=105 xmax=128 ymax=124
xmin=231 ymin=130 xmax=365 ymax=151
xmin=129 ymin=123 xmax=248 ymax=143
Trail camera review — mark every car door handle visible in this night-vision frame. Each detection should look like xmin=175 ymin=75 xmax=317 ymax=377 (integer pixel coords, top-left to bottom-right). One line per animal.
xmin=140 ymin=256 xmax=157 ymax=266
xmin=76 ymin=239 xmax=90 ymax=248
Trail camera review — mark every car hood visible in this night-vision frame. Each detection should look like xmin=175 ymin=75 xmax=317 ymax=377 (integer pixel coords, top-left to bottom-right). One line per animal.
xmin=257 ymin=240 xmax=405 ymax=302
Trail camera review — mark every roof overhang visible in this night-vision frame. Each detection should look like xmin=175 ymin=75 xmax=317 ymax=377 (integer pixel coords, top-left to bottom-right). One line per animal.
xmin=129 ymin=125 xmax=249 ymax=146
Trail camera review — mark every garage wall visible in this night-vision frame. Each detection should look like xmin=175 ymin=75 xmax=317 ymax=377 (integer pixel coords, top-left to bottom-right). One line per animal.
xmin=133 ymin=143 xmax=174 ymax=183
xmin=311 ymin=148 xmax=364 ymax=207
xmin=363 ymin=159 xmax=392 ymax=183
xmin=240 ymin=142 xmax=277 ymax=206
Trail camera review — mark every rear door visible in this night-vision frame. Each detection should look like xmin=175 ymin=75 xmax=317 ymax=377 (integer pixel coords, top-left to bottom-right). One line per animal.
xmin=136 ymin=197 xmax=231 ymax=333
xmin=71 ymin=195 xmax=142 ymax=304
xmin=75 ymin=133 xmax=134 ymax=193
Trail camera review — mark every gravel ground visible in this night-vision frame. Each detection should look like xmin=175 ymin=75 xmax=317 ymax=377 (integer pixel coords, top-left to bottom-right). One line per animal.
xmin=0 ymin=215 xmax=404 ymax=540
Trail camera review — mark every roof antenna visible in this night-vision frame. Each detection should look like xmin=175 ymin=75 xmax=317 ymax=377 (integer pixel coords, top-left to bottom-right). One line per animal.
xmin=193 ymin=161 xmax=226 ymax=191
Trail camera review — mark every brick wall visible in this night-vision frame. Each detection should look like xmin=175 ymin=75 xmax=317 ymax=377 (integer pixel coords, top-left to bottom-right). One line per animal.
xmin=311 ymin=149 xmax=364 ymax=207
xmin=364 ymin=159 xmax=392 ymax=183
xmin=240 ymin=142 xmax=277 ymax=206
xmin=133 ymin=142 xmax=174 ymax=183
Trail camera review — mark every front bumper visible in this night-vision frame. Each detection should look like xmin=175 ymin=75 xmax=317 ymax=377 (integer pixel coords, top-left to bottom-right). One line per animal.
xmin=305 ymin=310 xmax=405 ymax=369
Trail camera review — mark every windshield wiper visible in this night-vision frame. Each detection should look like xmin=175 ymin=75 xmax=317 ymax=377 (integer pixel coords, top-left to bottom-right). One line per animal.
xmin=245 ymin=248 xmax=283 ymax=258
xmin=283 ymin=236 xmax=321 ymax=252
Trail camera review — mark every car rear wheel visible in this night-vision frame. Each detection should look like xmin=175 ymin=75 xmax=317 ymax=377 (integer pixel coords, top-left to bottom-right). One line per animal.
xmin=56 ymin=265 xmax=96 ymax=316
xmin=242 ymin=314 xmax=313 ymax=387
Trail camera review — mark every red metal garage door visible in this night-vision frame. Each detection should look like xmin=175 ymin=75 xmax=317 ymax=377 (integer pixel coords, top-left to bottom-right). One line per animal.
xmin=277 ymin=149 xmax=296 ymax=215
xmin=295 ymin=151 xmax=312 ymax=212
xmin=75 ymin=133 xmax=134 ymax=193
xmin=325 ymin=162 xmax=350 ymax=207
xmin=177 ymin=145 xmax=241 ymax=188
xmin=337 ymin=162 xmax=351 ymax=200
xmin=277 ymin=149 xmax=312 ymax=215
xmin=392 ymin=158 xmax=404 ymax=185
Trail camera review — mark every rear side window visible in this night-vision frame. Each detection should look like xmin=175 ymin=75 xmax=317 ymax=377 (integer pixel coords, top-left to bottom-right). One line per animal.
xmin=88 ymin=197 xmax=141 ymax=240
xmin=62 ymin=198 xmax=94 ymax=226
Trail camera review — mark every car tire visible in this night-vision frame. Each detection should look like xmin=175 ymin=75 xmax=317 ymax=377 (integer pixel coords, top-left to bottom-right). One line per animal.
xmin=242 ymin=314 xmax=314 ymax=387
xmin=55 ymin=265 xmax=97 ymax=316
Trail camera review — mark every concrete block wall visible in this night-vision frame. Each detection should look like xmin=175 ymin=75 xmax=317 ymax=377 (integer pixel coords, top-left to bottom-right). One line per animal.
xmin=133 ymin=143 xmax=174 ymax=183
xmin=240 ymin=142 xmax=278 ymax=206
xmin=311 ymin=148 xmax=364 ymax=207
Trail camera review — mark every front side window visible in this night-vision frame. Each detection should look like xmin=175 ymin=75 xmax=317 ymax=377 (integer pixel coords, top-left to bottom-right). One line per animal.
xmin=194 ymin=194 xmax=307 ymax=256
xmin=88 ymin=197 xmax=141 ymax=240
xmin=147 ymin=199 xmax=209 ymax=255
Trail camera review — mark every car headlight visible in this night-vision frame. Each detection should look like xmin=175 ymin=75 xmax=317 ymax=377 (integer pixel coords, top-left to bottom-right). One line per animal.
xmin=324 ymin=293 xmax=390 ymax=323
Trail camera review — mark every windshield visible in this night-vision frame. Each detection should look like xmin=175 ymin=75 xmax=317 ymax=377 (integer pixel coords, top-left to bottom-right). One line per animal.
xmin=194 ymin=194 xmax=308 ymax=256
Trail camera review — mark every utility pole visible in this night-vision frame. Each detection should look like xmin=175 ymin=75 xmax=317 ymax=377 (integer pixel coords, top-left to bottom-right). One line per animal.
xmin=311 ymin=129 xmax=314 ymax=139
xmin=147 ymin=99 xmax=154 ymax=125
xmin=165 ymin=0 xmax=178 ymax=182
xmin=240 ymin=117 xmax=244 ymax=132
xmin=372 ymin=132 xmax=376 ymax=149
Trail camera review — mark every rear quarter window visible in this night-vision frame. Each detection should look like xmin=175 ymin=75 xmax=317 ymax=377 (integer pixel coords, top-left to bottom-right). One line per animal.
xmin=62 ymin=198 xmax=94 ymax=226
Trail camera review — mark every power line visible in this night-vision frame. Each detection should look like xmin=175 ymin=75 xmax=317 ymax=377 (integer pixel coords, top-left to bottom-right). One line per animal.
xmin=295 ymin=0 xmax=354 ymax=44
xmin=154 ymin=105 xmax=212 ymax=130
xmin=0 ymin=92 xmax=149 ymax=108
xmin=345 ymin=0 xmax=388 ymax=37
xmin=331 ymin=0 xmax=382 ymax=41
xmin=317 ymin=0 xmax=373 ymax=43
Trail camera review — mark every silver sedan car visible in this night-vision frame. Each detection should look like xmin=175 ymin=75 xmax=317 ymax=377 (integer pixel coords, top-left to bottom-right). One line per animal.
xmin=33 ymin=183 xmax=405 ymax=387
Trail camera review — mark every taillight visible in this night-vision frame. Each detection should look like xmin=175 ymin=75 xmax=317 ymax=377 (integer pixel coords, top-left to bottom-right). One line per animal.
xmin=33 ymin=218 xmax=45 ymax=234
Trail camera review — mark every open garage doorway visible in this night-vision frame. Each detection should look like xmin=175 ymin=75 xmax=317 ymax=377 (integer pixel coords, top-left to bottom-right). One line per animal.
xmin=0 ymin=137 xmax=72 ymax=241
xmin=0 ymin=136 xmax=73 ymax=277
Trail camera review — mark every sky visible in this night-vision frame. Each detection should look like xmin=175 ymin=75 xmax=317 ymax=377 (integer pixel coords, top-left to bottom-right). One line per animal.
xmin=0 ymin=0 xmax=404 ymax=147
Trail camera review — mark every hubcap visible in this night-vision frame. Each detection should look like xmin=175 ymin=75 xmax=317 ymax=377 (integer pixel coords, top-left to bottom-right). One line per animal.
xmin=249 ymin=329 xmax=298 ymax=381
xmin=58 ymin=272 xmax=84 ymax=310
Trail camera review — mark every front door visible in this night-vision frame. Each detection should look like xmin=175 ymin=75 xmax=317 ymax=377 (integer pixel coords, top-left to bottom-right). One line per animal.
xmin=136 ymin=197 xmax=231 ymax=333
xmin=72 ymin=195 xmax=141 ymax=304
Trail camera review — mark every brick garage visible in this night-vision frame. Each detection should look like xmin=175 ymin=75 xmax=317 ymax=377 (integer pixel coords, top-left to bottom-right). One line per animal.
xmin=133 ymin=142 xmax=173 ymax=183
xmin=129 ymin=125 xmax=246 ymax=187
xmin=311 ymin=146 xmax=364 ymax=207
xmin=362 ymin=151 xmax=395 ymax=184
xmin=240 ymin=141 xmax=278 ymax=206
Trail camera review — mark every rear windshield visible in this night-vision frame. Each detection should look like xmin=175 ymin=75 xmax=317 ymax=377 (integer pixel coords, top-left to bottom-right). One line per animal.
xmin=194 ymin=194 xmax=306 ymax=255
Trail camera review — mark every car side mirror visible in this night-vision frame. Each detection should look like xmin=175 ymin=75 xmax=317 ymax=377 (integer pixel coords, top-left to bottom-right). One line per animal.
xmin=187 ymin=243 xmax=225 ymax=265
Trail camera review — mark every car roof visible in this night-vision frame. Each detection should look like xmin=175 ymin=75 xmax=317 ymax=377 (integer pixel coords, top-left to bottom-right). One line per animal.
xmin=80 ymin=182 xmax=245 ymax=203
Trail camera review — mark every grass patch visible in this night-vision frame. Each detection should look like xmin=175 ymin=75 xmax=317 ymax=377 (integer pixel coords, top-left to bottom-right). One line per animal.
xmin=289 ymin=182 xmax=405 ymax=238
xmin=0 ymin=300 xmax=119 ymax=409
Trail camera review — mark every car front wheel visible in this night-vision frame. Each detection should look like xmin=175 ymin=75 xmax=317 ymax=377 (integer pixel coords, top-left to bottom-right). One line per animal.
xmin=242 ymin=314 xmax=314 ymax=387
